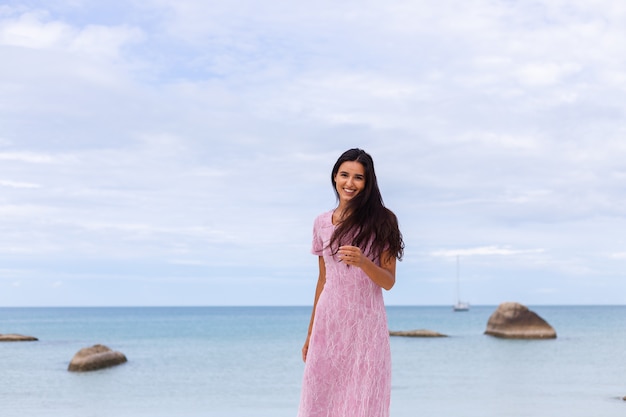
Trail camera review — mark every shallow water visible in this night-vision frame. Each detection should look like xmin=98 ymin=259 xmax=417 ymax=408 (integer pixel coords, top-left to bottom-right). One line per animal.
xmin=1 ymin=306 xmax=624 ymax=416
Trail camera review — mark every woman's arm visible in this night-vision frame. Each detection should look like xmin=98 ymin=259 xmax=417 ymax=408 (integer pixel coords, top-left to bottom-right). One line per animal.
xmin=338 ymin=246 xmax=396 ymax=290
xmin=302 ymin=256 xmax=326 ymax=362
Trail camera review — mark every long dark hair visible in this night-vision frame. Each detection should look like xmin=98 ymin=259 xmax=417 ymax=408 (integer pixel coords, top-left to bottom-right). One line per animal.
xmin=329 ymin=148 xmax=404 ymax=263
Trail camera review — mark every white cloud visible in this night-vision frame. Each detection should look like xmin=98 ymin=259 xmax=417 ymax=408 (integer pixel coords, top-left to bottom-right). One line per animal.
xmin=0 ymin=11 xmax=71 ymax=49
xmin=69 ymin=24 xmax=143 ymax=59
xmin=431 ymin=246 xmax=546 ymax=258
xmin=0 ymin=179 xmax=41 ymax=188
xmin=1 ymin=0 xmax=626 ymax=306
xmin=454 ymin=132 xmax=542 ymax=151
xmin=0 ymin=151 xmax=58 ymax=163
xmin=515 ymin=62 xmax=581 ymax=86
xmin=0 ymin=11 xmax=143 ymax=58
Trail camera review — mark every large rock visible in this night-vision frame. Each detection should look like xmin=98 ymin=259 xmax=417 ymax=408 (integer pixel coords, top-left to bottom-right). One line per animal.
xmin=0 ymin=333 xmax=38 ymax=342
xmin=68 ymin=344 xmax=127 ymax=372
xmin=389 ymin=329 xmax=448 ymax=337
xmin=485 ymin=302 xmax=556 ymax=339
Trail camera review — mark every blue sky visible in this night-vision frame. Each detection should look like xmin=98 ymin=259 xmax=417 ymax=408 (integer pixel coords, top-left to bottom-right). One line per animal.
xmin=1 ymin=0 xmax=625 ymax=306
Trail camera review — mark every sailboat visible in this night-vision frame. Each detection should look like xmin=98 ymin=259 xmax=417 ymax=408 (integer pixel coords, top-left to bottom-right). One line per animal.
xmin=453 ymin=255 xmax=470 ymax=311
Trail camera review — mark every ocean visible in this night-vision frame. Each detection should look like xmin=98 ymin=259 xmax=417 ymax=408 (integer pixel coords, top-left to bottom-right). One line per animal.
xmin=1 ymin=305 xmax=625 ymax=417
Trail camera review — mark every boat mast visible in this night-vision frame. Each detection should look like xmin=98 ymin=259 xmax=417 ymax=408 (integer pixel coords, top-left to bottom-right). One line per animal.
xmin=456 ymin=255 xmax=460 ymax=303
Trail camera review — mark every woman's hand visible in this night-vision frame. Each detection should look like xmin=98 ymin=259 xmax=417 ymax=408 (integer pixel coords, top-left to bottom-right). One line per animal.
xmin=338 ymin=245 xmax=366 ymax=267
xmin=339 ymin=246 xmax=397 ymax=290
xmin=302 ymin=337 xmax=310 ymax=362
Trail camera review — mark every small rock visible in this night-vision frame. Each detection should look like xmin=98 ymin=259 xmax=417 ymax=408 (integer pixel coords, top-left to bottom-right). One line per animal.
xmin=0 ymin=333 xmax=38 ymax=342
xmin=389 ymin=329 xmax=448 ymax=337
xmin=485 ymin=302 xmax=557 ymax=339
xmin=68 ymin=344 xmax=127 ymax=372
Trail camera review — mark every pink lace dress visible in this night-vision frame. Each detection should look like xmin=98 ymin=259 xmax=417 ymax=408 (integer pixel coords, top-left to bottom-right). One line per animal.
xmin=298 ymin=211 xmax=391 ymax=417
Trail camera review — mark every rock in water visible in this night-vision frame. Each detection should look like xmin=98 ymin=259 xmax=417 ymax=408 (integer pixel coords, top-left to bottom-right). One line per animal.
xmin=0 ymin=333 xmax=38 ymax=342
xmin=485 ymin=302 xmax=557 ymax=339
xmin=68 ymin=344 xmax=127 ymax=372
xmin=389 ymin=329 xmax=448 ymax=337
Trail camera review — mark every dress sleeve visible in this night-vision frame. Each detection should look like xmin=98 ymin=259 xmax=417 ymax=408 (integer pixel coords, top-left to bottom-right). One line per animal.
xmin=311 ymin=215 xmax=324 ymax=256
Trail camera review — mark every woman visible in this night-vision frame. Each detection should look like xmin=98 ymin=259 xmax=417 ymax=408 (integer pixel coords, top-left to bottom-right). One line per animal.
xmin=298 ymin=148 xmax=404 ymax=417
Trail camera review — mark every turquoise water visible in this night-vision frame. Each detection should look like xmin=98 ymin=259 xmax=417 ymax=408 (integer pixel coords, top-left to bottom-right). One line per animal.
xmin=1 ymin=306 xmax=625 ymax=416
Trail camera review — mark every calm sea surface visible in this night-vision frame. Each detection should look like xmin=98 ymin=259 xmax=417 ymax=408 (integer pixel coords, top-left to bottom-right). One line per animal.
xmin=1 ymin=306 xmax=625 ymax=417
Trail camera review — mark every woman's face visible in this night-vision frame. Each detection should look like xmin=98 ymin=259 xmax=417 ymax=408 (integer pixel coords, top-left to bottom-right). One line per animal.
xmin=334 ymin=161 xmax=366 ymax=206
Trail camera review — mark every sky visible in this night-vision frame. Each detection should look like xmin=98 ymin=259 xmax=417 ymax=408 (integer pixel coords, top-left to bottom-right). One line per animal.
xmin=1 ymin=0 xmax=625 ymax=307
